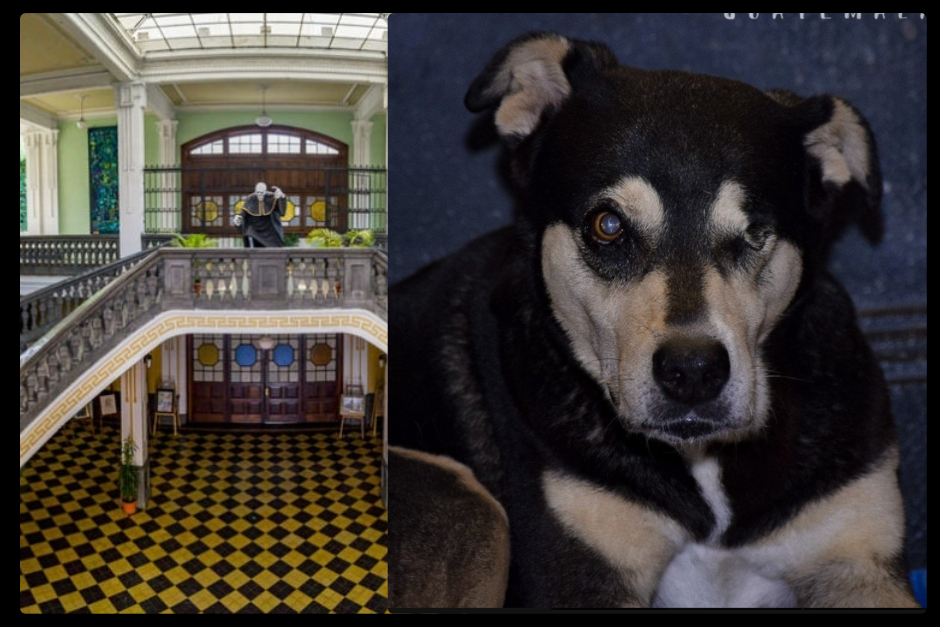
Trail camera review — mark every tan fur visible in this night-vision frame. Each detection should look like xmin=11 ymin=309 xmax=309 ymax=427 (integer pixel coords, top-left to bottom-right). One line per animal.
xmin=543 ymin=470 xmax=687 ymax=606
xmin=490 ymin=36 xmax=572 ymax=137
xmin=805 ymin=99 xmax=872 ymax=188
xmin=703 ymin=234 xmax=802 ymax=439
xmin=390 ymin=447 xmax=511 ymax=608
xmin=391 ymin=446 xmax=508 ymax=526
xmin=708 ymin=181 xmax=750 ymax=235
xmin=736 ymin=447 xmax=917 ymax=607
xmin=604 ymin=176 xmax=666 ymax=237
xmin=541 ymin=224 xmax=669 ymax=427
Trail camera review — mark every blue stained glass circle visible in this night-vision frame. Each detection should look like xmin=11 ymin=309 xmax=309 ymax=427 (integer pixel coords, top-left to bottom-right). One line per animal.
xmin=273 ymin=344 xmax=294 ymax=367
xmin=235 ymin=344 xmax=257 ymax=367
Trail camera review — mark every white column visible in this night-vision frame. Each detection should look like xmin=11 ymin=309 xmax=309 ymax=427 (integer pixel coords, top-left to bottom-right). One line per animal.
xmin=116 ymin=82 xmax=148 ymax=256
xmin=156 ymin=119 xmax=179 ymax=233
xmin=160 ymin=336 xmax=188 ymax=423
xmin=351 ymin=119 xmax=373 ymax=166
xmin=351 ymin=120 xmax=373 ymax=230
xmin=23 ymin=129 xmax=60 ymax=235
xmin=120 ymin=360 xmax=150 ymax=508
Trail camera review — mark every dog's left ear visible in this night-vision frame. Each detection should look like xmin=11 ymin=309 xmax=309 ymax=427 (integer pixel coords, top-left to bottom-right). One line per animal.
xmin=465 ymin=32 xmax=617 ymax=139
xmin=770 ymin=90 xmax=883 ymax=243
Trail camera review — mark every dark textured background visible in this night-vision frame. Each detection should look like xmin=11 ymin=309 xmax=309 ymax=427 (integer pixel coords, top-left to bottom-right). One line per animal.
xmin=388 ymin=13 xmax=926 ymax=569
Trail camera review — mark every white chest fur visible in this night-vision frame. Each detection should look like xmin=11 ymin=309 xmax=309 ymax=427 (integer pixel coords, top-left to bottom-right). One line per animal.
xmin=653 ymin=454 xmax=795 ymax=608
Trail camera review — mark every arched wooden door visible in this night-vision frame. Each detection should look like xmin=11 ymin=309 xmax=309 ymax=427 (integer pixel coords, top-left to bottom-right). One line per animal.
xmin=181 ymin=125 xmax=349 ymax=236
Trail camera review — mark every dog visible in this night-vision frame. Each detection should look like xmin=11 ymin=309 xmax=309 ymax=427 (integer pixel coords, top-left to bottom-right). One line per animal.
xmin=389 ymin=32 xmax=917 ymax=609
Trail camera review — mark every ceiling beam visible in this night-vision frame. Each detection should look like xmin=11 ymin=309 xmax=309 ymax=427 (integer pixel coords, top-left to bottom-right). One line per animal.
xmin=354 ymin=84 xmax=386 ymax=121
xmin=47 ymin=13 xmax=140 ymax=83
xmin=138 ymin=50 xmax=387 ymax=86
xmin=20 ymin=102 xmax=58 ymax=130
xmin=20 ymin=67 xmax=114 ymax=98
xmin=145 ymin=84 xmax=175 ymax=121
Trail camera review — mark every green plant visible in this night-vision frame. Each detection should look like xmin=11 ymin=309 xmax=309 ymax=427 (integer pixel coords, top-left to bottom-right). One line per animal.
xmin=283 ymin=233 xmax=301 ymax=247
xmin=344 ymin=229 xmax=375 ymax=247
xmin=171 ymin=233 xmax=219 ymax=248
xmin=119 ymin=436 xmax=139 ymax=503
xmin=305 ymin=228 xmax=344 ymax=248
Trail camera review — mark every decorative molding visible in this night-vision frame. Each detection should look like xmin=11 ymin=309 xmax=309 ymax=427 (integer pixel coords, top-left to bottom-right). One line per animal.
xmin=19 ymin=66 xmax=114 ymax=98
xmin=48 ymin=13 xmax=140 ymax=82
xmin=146 ymin=83 xmax=176 ymax=121
xmin=20 ymin=309 xmax=387 ymax=468
xmin=139 ymin=52 xmax=387 ymax=86
xmin=19 ymin=102 xmax=57 ymax=130
xmin=354 ymin=84 xmax=385 ymax=121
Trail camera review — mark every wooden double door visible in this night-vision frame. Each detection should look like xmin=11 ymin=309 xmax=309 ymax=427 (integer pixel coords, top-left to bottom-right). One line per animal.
xmin=189 ymin=333 xmax=342 ymax=426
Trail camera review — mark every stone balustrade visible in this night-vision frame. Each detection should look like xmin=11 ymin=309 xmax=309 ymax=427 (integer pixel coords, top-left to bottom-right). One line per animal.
xmin=20 ymin=248 xmax=388 ymax=435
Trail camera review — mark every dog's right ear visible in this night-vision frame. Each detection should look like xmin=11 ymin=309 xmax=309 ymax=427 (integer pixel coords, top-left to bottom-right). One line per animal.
xmin=465 ymin=32 xmax=617 ymax=140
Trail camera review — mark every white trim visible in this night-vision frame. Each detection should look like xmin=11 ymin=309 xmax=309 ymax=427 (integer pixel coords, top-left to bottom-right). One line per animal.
xmin=139 ymin=53 xmax=387 ymax=85
xmin=146 ymin=83 xmax=176 ymax=121
xmin=19 ymin=102 xmax=57 ymax=130
xmin=20 ymin=309 xmax=387 ymax=468
xmin=19 ymin=67 xmax=114 ymax=98
xmin=354 ymin=84 xmax=385 ymax=121
xmin=49 ymin=13 xmax=141 ymax=82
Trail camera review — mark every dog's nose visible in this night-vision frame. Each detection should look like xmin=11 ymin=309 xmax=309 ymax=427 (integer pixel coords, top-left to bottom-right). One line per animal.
xmin=653 ymin=339 xmax=730 ymax=405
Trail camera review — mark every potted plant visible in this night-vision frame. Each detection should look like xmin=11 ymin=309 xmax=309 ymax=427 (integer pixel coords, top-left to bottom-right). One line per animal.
xmin=343 ymin=229 xmax=375 ymax=247
xmin=171 ymin=233 xmax=219 ymax=248
xmin=119 ymin=435 xmax=139 ymax=514
xmin=305 ymin=228 xmax=344 ymax=248
xmin=193 ymin=276 xmax=202 ymax=297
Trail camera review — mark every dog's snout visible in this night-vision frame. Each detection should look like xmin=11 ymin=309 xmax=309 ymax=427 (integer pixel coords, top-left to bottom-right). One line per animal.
xmin=652 ymin=339 xmax=730 ymax=405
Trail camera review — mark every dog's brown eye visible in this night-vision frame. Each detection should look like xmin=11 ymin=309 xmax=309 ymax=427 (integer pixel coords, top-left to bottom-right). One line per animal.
xmin=592 ymin=211 xmax=623 ymax=243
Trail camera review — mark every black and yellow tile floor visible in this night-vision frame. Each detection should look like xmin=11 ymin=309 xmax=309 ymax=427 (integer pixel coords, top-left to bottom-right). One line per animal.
xmin=20 ymin=423 xmax=387 ymax=613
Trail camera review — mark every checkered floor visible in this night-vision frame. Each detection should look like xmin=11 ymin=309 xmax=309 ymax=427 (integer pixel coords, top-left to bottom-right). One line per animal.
xmin=20 ymin=423 xmax=387 ymax=614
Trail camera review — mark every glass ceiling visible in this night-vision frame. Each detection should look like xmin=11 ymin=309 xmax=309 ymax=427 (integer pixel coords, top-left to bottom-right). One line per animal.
xmin=110 ymin=13 xmax=388 ymax=54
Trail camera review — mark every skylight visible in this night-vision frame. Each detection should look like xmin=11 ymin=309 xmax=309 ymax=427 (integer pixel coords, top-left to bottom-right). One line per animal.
xmin=110 ymin=13 xmax=388 ymax=54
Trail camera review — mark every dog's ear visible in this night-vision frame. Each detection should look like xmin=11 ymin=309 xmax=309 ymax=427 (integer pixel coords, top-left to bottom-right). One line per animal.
xmin=770 ymin=90 xmax=883 ymax=244
xmin=465 ymin=32 xmax=617 ymax=140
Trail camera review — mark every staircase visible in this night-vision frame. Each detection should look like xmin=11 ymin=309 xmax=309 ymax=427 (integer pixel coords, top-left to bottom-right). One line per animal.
xmin=20 ymin=247 xmax=388 ymax=467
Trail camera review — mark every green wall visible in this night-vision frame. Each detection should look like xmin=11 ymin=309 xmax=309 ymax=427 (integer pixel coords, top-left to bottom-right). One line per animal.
xmin=57 ymin=109 xmax=386 ymax=235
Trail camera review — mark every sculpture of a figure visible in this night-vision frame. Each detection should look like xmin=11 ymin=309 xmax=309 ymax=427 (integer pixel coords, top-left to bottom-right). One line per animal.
xmin=234 ymin=182 xmax=286 ymax=248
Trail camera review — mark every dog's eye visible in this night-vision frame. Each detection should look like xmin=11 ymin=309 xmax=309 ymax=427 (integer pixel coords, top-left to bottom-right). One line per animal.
xmin=592 ymin=211 xmax=623 ymax=243
xmin=745 ymin=225 xmax=774 ymax=251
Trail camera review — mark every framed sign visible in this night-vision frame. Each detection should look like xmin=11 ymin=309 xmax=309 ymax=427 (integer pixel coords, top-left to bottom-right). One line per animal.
xmin=99 ymin=393 xmax=118 ymax=417
xmin=156 ymin=388 xmax=176 ymax=414
xmin=340 ymin=394 xmax=365 ymax=417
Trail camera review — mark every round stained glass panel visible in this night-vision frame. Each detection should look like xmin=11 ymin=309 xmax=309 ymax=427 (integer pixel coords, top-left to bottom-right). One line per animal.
xmin=235 ymin=344 xmax=257 ymax=367
xmin=197 ymin=343 xmax=219 ymax=366
xmin=273 ymin=344 xmax=294 ymax=367
xmin=310 ymin=343 xmax=332 ymax=366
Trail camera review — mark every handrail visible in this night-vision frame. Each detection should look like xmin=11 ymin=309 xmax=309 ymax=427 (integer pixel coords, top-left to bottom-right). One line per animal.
xmin=20 ymin=248 xmax=387 ymax=435
xmin=20 ymin=235 xmax=119 ymax=275
xmin=20 ymin=247 xmax=159 ymax=352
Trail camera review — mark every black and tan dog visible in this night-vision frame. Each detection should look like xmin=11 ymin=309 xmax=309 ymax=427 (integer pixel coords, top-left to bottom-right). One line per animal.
xmin=389 ymin=32 xmax=917 ymax=609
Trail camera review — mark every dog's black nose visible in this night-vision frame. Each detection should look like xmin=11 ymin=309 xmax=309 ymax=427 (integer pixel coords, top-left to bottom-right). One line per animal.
xmin=653 ymin=340 xmax=730 ymax=405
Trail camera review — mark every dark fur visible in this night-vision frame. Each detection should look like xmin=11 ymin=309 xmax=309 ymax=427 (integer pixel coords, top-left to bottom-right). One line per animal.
xmin=390 ymin=33 xmax=912 ymax=608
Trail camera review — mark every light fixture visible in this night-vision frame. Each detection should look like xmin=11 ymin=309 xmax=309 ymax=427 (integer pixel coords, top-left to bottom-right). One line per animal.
xmin=255 ymin=85 xmax=273 ymax=128
xmin=378 ymin=354 xmax=386 ymax=369
xmin=144 ymin=353 xmax=153 ymax=369
xmin=76 ymin=95 xmax=87 ymax=129
xmin=257 ymin=335 xmax=275 ymax=351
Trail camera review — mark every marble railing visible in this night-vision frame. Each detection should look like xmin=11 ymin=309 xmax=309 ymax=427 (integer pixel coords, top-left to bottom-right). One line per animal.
xmin=19 ymin=235 xmax=174 ymax=275
xmin=20 ymin=235 xmax=119 ymax=275
xmin=20 ymin=248 xmax=388 ymax=434
xmin=20 ymin=248 xmax=157 ymax=353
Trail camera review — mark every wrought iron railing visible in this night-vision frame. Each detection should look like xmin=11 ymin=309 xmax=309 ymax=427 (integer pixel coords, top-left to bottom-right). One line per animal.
xmin=20 ymin=248 xmax=388 ymax=434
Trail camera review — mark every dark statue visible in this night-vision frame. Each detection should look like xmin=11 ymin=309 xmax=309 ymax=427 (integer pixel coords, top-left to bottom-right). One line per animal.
xmin=234 ymin=182 xmax=286 ymax=248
